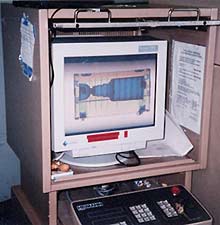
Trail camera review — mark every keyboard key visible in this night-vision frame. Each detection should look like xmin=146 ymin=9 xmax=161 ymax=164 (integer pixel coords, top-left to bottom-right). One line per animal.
xmin=144 ymin=217 xmax=150 ymax=222
xmin=120 ymin=222 xmax=127 ymax=225
xmin=129 ymin=206 xmax=135 ymax=211
xmin=129 ymin=203 xmax=156 ymax=222
xmin=137 ymin=218 xmax=145 ymax=223
xmin=150 ymin=215 xmax=156 ymax=221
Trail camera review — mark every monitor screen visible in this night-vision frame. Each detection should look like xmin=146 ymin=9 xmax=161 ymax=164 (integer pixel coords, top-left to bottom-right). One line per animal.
xmin=51 ymin=37 xmax=167 ymax=158
xmin=64 ymin=54 xmax=156 ymax=135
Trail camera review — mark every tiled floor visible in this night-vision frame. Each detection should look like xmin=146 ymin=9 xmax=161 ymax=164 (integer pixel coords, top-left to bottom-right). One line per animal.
xmin=0 ymin=198 xmax=31 ymax=225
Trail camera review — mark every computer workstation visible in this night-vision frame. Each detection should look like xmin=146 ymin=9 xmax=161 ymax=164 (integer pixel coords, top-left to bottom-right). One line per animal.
xmin=2 ymin=2 xmax=219 ymax=224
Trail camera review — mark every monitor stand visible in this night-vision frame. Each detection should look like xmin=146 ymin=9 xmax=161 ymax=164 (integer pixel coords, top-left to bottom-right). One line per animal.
xmin=60 ymin=151 xmax=122 ymax=167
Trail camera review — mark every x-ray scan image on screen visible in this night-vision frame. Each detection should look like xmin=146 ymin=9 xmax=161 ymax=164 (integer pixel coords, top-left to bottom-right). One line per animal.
xmin=64 ymin=54 xmax=156 ymax=135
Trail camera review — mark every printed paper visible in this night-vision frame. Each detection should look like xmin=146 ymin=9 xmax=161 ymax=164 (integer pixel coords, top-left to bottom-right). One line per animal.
xmin=170 ymin=41 xmax=206 ymax=134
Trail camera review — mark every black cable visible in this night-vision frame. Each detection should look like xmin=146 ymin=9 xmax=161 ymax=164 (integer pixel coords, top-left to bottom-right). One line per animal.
xmin=115 ymin=151 xmax=141 ymax=167
xmin=49 ymin=39 xmax=55 ymax=87
xmin=50 ymin=8 xmax=63 ymax=20
xmin=48 ymin=8 xmax=63 ymax=87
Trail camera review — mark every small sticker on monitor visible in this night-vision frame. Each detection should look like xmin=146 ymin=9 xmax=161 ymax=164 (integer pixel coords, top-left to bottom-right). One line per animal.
xmin=139 ymin=45 xmax=158 ymax=53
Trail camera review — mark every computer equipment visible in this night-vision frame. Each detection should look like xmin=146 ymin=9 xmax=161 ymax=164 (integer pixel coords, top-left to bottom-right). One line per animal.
xmin=50 ymin=36 xmax=167 ymax=166
xmin=70 ymin=185 xmax=212 ymax=225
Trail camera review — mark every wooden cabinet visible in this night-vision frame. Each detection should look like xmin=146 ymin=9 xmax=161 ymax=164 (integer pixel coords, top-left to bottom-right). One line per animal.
xmin=192 ymin=58 xmax=220 ymax=225
xmin=2 ymin=4 xmax=218 ymax=224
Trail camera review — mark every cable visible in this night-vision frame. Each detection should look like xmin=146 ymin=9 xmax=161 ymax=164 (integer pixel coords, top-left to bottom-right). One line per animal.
xmin=48 ymin=8 xmax=63 ymax=87
xmin=50 ymin=8 xmax=63 ymax=20
xmin=115 ymin=151 xmax=141 ymax=167
xmin=53 ymin=152 xmax=65 ymax=161
xmin=49 ymin=40 xmax=55 ymax=87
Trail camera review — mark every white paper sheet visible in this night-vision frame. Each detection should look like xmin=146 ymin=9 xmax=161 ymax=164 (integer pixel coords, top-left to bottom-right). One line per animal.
xmin=137 ymin=111 xmax=193 ymax=158
xmin=170 ymin=41 xmax=206 ymax=134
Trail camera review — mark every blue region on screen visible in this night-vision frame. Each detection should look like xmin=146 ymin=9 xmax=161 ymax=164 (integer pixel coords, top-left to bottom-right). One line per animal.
xmin=79 ymin=76 xmax=145 ymax=101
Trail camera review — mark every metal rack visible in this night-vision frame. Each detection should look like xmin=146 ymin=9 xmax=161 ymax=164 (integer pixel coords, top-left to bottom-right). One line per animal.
xmin=51 ymin=8 xmax=220 ymax=30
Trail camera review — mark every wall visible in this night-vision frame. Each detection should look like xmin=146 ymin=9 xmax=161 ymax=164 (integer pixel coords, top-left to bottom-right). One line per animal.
xmin=0 ymin=3 xmax=20 ymax=202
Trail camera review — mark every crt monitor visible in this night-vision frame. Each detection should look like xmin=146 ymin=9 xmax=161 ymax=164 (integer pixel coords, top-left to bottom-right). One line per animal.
xmin=51 ymin=36 xmax=167 ymax=166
